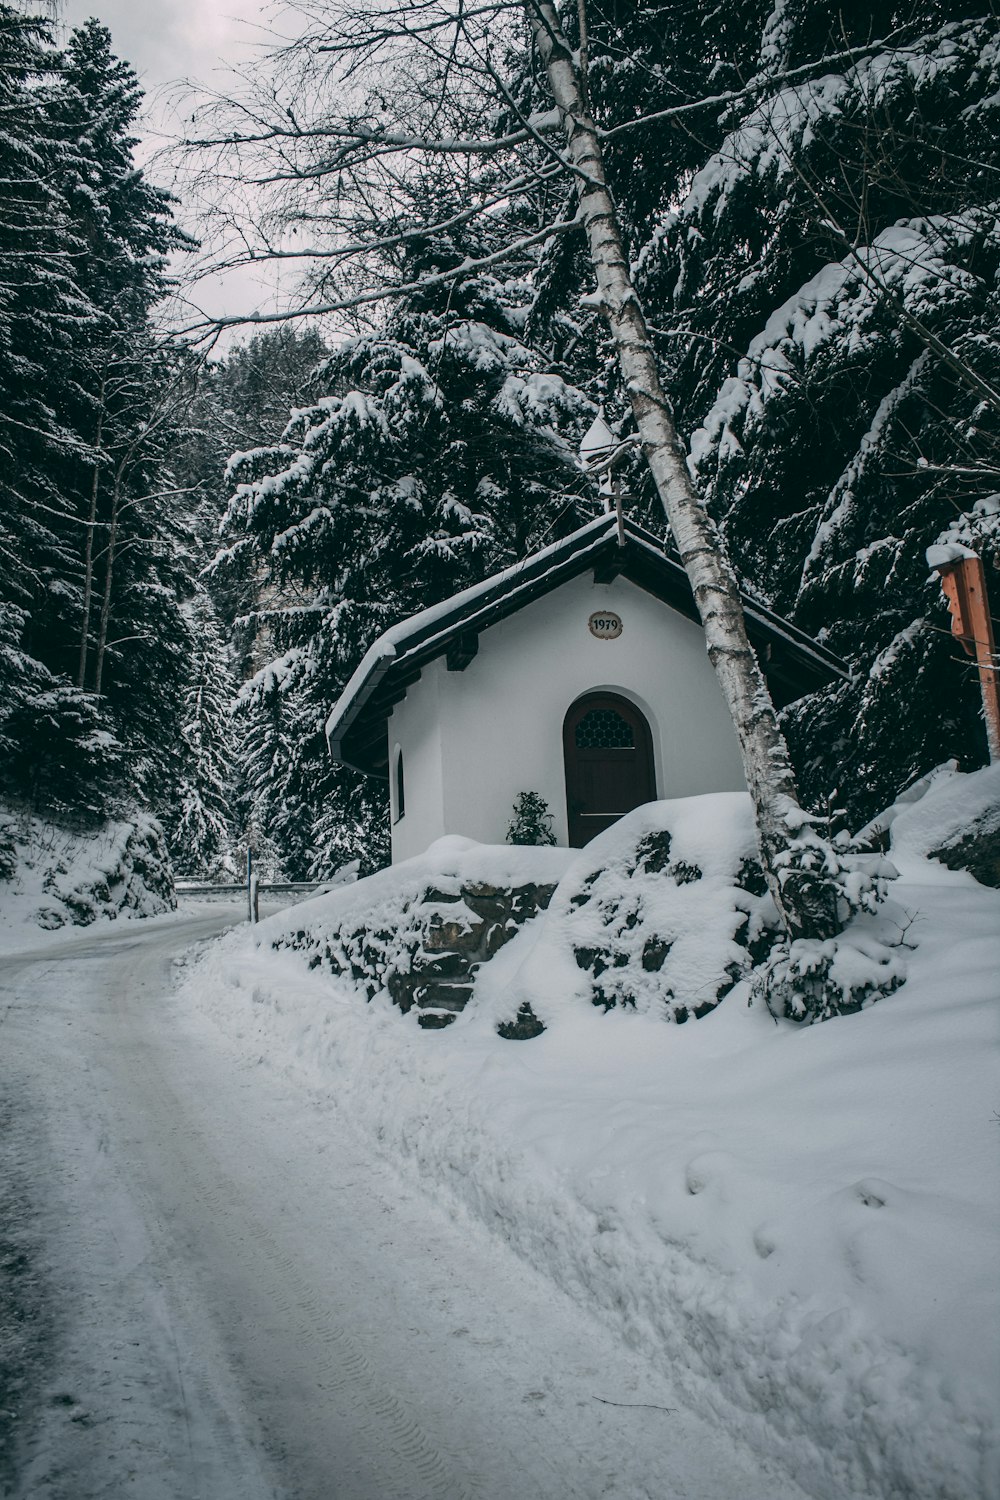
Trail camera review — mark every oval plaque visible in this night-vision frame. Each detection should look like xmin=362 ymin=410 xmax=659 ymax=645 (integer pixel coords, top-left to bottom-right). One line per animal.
xmin=588 ymin=610 xmax=623 ymax=640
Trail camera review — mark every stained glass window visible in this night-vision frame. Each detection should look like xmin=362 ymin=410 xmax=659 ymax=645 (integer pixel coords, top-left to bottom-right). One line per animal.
xmin=575 ymin=707 xmax=635 ymax=749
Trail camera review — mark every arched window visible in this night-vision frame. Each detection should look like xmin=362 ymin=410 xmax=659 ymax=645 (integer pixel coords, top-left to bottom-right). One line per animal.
xmin=394 ymin=746 xmax=405 ymax=823
xmin=563 ymin=692 xmax=656 ymax=847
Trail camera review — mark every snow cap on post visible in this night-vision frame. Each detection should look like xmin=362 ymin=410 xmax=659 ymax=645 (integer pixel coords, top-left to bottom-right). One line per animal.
xmin=925 ymin=543 xmax=978 ymax=570
xmin=579 ymin=410 xmax=616 ymax=502
xmin=579 ymin=409 xmax=616 ymax=468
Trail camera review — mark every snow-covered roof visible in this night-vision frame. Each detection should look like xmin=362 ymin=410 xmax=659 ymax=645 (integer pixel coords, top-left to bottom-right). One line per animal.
xmin=326 ymin=513 xmax=848 ymax=777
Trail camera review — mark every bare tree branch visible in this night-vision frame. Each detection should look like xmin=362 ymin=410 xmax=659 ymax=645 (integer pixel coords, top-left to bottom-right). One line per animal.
xmin=180 ymin=215 xmax=581 ymax=337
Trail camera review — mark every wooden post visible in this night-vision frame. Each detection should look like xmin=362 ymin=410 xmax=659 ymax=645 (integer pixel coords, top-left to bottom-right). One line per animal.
xmin=928 ymin=548 xmax=1000 ymax=763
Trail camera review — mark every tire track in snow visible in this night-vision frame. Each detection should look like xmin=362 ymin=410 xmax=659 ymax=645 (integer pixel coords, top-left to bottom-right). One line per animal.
xmin=95 ymin=926 xmax=483 ymax=1500
xmin=0 ymin=914 xmax=285 ymax=1500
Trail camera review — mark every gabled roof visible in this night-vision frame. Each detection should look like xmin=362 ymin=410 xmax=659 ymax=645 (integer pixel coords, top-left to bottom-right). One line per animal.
xmin=326 ymin=512 xmax=848 ymax=778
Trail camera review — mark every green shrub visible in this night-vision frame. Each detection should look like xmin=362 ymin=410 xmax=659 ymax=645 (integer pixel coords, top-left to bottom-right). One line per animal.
xmin=507 ymin=791 xmax=556 ymax=846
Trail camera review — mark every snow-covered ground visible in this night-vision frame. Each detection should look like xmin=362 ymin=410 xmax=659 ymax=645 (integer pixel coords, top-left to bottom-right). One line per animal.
xmin=178 ymin=768 xmax=1000 ymax=1500
xmin=0 ymin=905 xmax=812 ymax=1500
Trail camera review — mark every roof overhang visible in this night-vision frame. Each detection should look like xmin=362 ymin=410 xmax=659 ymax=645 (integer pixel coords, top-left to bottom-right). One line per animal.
xmin=326 ymin=513 xmax=849 ymax=778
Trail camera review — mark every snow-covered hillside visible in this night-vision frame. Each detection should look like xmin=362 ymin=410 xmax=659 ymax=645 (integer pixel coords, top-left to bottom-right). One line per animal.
xmin=0 ymin=809 xmax=175 ymax=950
xmin=180 ymin=768 xmax=1000 ymax=1500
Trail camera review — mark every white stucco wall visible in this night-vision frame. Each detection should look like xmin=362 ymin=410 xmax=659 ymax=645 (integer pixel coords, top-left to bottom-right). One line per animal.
xmin=387 ymin=659 xmax=447 ymax=860
xmin=388 ymin=573 xmax=746 ymax=861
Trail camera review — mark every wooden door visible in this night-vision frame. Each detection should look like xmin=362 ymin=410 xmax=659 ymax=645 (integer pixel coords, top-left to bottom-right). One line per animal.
xmin=563 ymin=693 xmax=656 ymax=848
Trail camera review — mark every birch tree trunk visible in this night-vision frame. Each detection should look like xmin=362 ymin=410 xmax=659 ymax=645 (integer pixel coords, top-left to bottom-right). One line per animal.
xmin=528 ymin=0 xmax=841 ymax=940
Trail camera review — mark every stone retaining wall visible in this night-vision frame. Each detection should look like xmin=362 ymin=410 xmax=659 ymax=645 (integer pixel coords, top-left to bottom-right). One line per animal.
xmin=284 ymin=880 xmax=557 ymax=1029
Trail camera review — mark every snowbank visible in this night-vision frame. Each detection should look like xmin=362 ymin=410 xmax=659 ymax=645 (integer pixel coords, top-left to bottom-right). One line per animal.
xmin=0 ymin=808 xmax=175 ymax=949
xmin=179 ymin=775 xmax=1000 ymax=1500
xmin=890 ymin=761 xmax=1000 ymax=874
xmin=496 ymin=793 xmax=773 ymax=1025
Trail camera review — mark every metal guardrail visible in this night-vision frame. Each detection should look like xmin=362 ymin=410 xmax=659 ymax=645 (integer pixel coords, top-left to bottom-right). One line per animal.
xmin=174 ymin=881 xmax=331 ymax=896
xmin=176 ymin=864 xmax=360 ymax=922
xmin=177 ymin=854 xmax=360 ymax=923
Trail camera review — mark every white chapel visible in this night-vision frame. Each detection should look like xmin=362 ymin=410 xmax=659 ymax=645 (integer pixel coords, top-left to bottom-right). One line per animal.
xmin=325 ymin=513 xmax=844 ymax=862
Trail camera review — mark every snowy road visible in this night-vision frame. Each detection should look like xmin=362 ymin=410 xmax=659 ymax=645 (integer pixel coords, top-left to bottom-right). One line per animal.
xmin=0 ymin=910 xmax=810 ymax=1500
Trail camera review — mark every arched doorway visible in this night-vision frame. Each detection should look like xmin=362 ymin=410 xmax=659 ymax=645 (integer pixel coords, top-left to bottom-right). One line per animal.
xmin=563 ymin=692 xmax=656 ymax=847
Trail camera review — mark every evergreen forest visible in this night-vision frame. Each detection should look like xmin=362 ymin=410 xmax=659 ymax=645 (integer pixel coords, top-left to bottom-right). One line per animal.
xmin=2 ymin=0 xmax=998 ymax=890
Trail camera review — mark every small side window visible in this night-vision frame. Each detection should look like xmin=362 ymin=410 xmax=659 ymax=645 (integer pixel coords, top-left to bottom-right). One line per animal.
xmin=394 ymin=747 xmax=405 ymax=823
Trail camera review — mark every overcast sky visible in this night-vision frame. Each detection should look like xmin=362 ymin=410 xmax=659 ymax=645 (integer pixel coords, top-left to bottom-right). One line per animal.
xmin=59 ymin=0 xmax=288 ymax=332
xmin=60 ymin=0 xmax=270 ymax=119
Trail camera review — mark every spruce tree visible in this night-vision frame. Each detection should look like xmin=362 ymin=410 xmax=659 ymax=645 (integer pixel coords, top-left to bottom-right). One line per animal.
xmin=169 ymin=326 xmax=330 ymax=667
xmin=164 ymin=591 xmax=237 ymax=876
xmin=0 ymin=11 xmax=204 ymax=837
xmin=0 ymin=7 xmax=95 ymax=686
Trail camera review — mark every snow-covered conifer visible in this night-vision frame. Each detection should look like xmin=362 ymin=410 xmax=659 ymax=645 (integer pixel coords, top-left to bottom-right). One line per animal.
xmin=0 ymin=11 xmax=205 ymax=837
xmin=162 ymin=592 xmax=237 ymax=877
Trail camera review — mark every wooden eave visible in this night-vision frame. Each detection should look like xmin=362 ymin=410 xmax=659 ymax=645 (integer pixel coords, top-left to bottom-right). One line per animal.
xmin=328 ymin=517 xmax=848 ymax=779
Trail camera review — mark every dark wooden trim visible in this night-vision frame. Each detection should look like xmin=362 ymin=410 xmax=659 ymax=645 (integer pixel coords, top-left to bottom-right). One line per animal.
xmin=446 ymin=630 xmax=479 ymax=672
xmin=593 ymin=545 xmax=625 ymax=585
